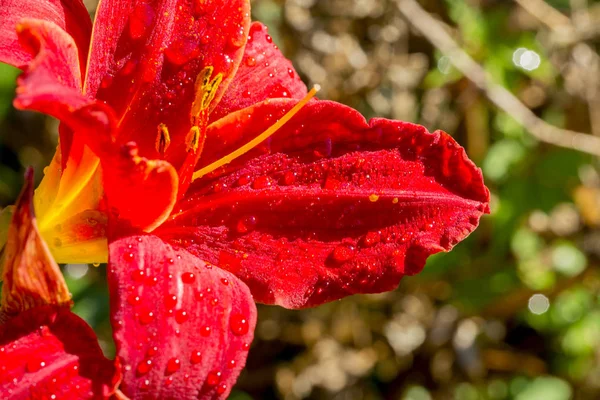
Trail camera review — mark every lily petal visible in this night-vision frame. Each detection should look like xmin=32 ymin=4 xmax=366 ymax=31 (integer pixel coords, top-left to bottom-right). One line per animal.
xmin=162 ymin=100 xmax=489 ymax=308
xmin=11 ymin=19 xmax=106 ymax=245
xmin=0 ymin=0 xmax=91 ymax=73
xmin=109 ymin=234 xmax=256 ymax=399
xmin=1 ymin=168 xmax=70 ymax=312
xmin=86 ymin=0 xmax=250 ymax=173
xmin=0 ymin=170 xmax=119 ymax=399
xmin=0 ymin=306 xmax=120 ymax=399
xmin=209 ymin=21 xmax=307 ymax=122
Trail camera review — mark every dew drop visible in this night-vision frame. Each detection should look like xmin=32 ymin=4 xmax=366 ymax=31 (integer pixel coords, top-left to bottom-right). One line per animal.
xmin=128 ymin=3 xmax=154 ymax=40
xmin=165 ymin=358 xmax=181 ymax=375
xmin=245 ymin=56 xmax=256 ymax=67
xmin=235 ymin=215 xmax=257 ymax=233
xmin=165 ymin=37 xmax=200 ymax=66
xmin=369 ymin=194 xmax=379 ymax=202
xmin=138 ymin=310 xmax=155 ymax=325
xmin=26 ymin=359 xmax=46 ymax=373
xmin=392 ymin=197 xmax=399 ymax=204
xmin=252 ymin=175 xmax=272 ymax=189
xmin=146 ymin=346 xmax=158 ymax=357
xmin=287 ymin=68 xmax=295 ymax=78
xmin=120 ymin=59 xmax=137 ymax=76
xmin=227 ymin=359 xmax=236 ymax=369
xmin=206 ymin=371 xmax=221 ymax=386
xmin=201 ymin=326 xmax=211 ymax=336
xmin=131 ymin=270 xmax=145 ymax=282
xmin=99 ymin=75 xmax=113 ymax=89
xmin=165 ymin=294 xmax=178 ymax=309
xmin=265 ymin=34 xmax=272 ymax=43
xmin=221 ymin=278 xmax=229 ymax=286
xmin=181 ymin=272 xmax=196 ymax=284
xmin=210 ymin=298 xmax=219 ymax=307
xmin=242 ymin=343 xmax=250 ymax=351
xmin=230 ymin=313 xmax=249 ymax=336
xmin=282 ymin=171 xmax=296 ymax=185
xmin=136 ymin=359 xmax=153 ymax=376
xmin=362 ymin=232 xmax=380 ymax=247
xmin=216 ymin=383 xmax=228 ymax=395
xmin=127 ymin=293 xmax=142 ymax=306
xmin=124 ymin=252 xmax=135 ymax=262
xmin=190 ymin=351 xmax=202 ymax=364
xmin=175 ymin=309 xmax=189 ymax=324
xmin=331 ymin=245 xmax=355 ymax=263
xmin=242 ymin=89 xmax=251 ymax=98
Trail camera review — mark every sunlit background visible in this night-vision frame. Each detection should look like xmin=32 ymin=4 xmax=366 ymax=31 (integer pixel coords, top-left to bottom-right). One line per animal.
xmin=2 ymin=0 xmax=600 ymax=399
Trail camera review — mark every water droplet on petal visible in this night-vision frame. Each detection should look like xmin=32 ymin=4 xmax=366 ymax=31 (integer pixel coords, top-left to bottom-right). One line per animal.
xmin=26 ymin=359 xmax=46 ymax=373
xmin=252 ymin=175 xmax=272 ymax=189
xmin=124 ymin=252 xmax=135 ymax=262
xmin=128 ymin=3 xmax=155 ymax=40
xmin=181 ymin=272 xmax=196 ymax=284
xmin=201 ymin=326 xmax=211 ymax=336
xmin=236 ymin=215 xmax=257 ymax=233
xmin=165 ymin=37 xmax=200 ymax=66
xmin=139 ymin=310 xmax=155 ymax=325
xmin=206 ymin=371 xmax=221 ymax=386
xmin=127 ymin=294 xmax=142 ymax=306
xmin=287 ymin=68 xmax=295 ymax=78
xmin=146 ymin=346 xmax=158 ymax=357
xmin=331 ymin=245 xmax=355 ymax=263
xmin=165 ymin=358 xmax=181 ymax=375
xmin=230 ymin=313 xmax=249 ymax=336
xmin=131 ymin=270 xmax=145 ymax=282
xmin=165 ymin=294 xmax=177 ymax=309
xmin=362 ymin=232 xmax=381 ymax=247
xmin=191 ymin=351 xmax=202 ymax=364
xmin=175 ymin=309 xmax=189 ymax=324
xmin=227 ymin=359 xmax=236 ymax=369
xmin=369 ymin=194 xmax=379 ymax=202
xmin=136 ymin=359 xmax=153 ymax=376
xmin=265 ymin=34 xmax=272 ymax=43
xmin=245 ymin=56 xmax=256 ymax=67
xmin=216 ymin=383 xmax=228 ymax=395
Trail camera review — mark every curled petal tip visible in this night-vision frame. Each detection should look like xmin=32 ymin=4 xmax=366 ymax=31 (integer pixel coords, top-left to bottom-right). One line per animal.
xmin=1 ymin=168 xmax=71 ymax=315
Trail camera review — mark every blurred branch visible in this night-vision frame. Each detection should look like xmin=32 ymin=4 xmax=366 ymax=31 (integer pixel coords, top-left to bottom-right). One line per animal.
xmin=396 ymin=0 xmax=600 ymax=157
xmin=515 ymin=0 xmax=600 ymax=137
xmin=515 ymin=0 xmax=572 ymax=28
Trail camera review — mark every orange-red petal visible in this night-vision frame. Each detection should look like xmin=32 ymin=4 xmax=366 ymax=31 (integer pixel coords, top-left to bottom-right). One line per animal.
xmin=0 ymin=0 xmax=91 ymax=74
xmin=109 ymin=234 xmax=256 ymax=399
xmin=1 ymin=169 xmax=71 ymax=315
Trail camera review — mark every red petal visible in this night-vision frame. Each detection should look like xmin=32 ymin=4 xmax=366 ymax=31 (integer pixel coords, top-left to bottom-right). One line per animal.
xmin=109 ymin=235 xmax=256 ymax=399
xmin=85 ymin=0 xmax=250 ymax=175
xmin=61 ymin=104 xmax=180 ymax=233
xmin=0 ymin=305 xmax=119 ymax=399
xmin=209 ymin=21 xmax=307 ymax=122
xmin=160 ymin=100 xmax=489 ymax=308
xmin=103 ymin=142 xmax=179 ymax=232
xmin=13 ymin=19 xmax=92 ymax=167
xmin=0 ymin=0 xmax=91 ymax=73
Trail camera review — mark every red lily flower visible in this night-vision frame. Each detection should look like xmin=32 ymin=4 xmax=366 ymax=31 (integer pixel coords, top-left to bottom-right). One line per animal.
xmin=0 ymin=0 xmax=490 ymax=398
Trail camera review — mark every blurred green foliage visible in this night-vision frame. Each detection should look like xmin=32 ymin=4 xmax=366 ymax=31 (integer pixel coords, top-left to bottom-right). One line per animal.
xmin=2 ymin=0 xmax=600 ymax=399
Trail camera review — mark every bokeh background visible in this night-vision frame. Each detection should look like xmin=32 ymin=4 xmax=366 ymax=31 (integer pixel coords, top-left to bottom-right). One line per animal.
xmin=2 ymin=0 xmax=600 ymax=399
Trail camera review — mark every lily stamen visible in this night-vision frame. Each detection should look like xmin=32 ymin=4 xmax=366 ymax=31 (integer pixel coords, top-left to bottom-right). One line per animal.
xmin=192 ymin=84 xmax=321 ymax=181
